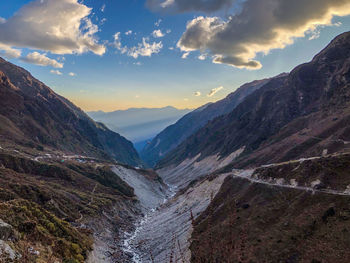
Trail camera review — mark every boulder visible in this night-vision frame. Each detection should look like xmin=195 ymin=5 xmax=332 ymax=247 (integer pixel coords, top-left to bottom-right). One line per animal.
xmin=0 ymin=219 xmax=13 ymax=240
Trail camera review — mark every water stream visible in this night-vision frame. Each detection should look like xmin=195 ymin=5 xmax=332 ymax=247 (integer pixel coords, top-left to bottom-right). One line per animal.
xmin=121 ymin=183 xmax=177 ymax=262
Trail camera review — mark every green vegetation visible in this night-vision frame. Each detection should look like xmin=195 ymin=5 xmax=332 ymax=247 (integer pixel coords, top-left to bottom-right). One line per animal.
xmin=0 ymin=153 xmax=136 ymax=262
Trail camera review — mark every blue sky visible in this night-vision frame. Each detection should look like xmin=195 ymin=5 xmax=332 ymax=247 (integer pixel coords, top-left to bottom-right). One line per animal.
xmin=0 ymin=0 xmax=350 ymax=111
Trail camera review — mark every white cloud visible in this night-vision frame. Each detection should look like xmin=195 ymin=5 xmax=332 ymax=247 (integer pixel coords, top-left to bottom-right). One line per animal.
xmin=113 ymin=32 xmax=123 ymax=50
xmin=128 ymin=38 xmax=163 ymax=58
xmin=101 ymin=4 xmax=106 ymax=12
xmin=125 ymin=30 xmax=133 ymax=35
xmin=155 ymin=19 xmax=162 ymax=27
xmin=152 ymin=29 xmax=165 ymax=38
xmin=0 ymin=0 xmax=105 ymax=57
xmin=194 ymin=91 xmax=201 ymax=96
xmin=181 ymin=52 xmax=190 ymax=59
xmin=69 ymin=72 xmax=76 ymax=76
xmin=21 ymin=52 xmax=63 ymax=68
xmin=50 ymin=70 xmax=63 ymax=75
xmin=114 ymin=33 xmax=163 ymax=59
xmin=0 ymin=43 xmax=21 ymax=59
xmin=198 ymin=54 xmax=206 ymax=60
xmin=208 ymin=86 xmax=223 ymax=97
xmin=166 ymin=0 xmax=350 ymax=69
xmin=0 ymin=17 xmax=6 ymax=24
xmin=166 ymin=29 xmax=172 ymax=34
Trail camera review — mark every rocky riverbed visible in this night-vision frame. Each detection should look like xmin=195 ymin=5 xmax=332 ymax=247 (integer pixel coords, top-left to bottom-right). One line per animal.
xmin=120 ymin=173 xmax=228 ymax=262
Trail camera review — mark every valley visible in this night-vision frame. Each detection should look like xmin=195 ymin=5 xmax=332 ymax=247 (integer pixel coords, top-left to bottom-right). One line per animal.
xmin=1 ymin=29 xmax=350 ymax=263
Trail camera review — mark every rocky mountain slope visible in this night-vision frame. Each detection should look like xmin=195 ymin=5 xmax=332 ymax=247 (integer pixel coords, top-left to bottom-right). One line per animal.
xmin=0 ymin=152 xmax=136 ymax=263
xmin=88 ymin=106 xmax=191 ymax=144
xmin=190 ymin=154 xmax=350 ymax=262
xmin=158 ymin=31 xmax=350 ymax=173
xmin=133 ymin=30 xmax=350 ymax=263
xmin=0 ymin=147 xmax=168 ymax=262
xmin=0 ymin=57 xmax=142 ymax=166
xmin=141 ymin=78 xmax=272 ymax=167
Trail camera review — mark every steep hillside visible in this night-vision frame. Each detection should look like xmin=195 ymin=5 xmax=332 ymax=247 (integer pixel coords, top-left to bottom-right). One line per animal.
xmin=0 ymin=57 xmax=141 ymax=166
xmin=158 ymin=31 xmax=350 ymax=172
xmin=190 ymin=154 xmax=350 ymax=262
xmin=141 ymin=78 xmax=272 ymax=167
xmin=88 ymin=106 xmax=191 ymax=143
xmin=0 ymin=152 xmax=138 ymax=263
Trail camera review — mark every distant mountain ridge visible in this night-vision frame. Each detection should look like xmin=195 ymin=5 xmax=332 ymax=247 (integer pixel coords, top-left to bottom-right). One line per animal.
xmin=0 ymin=57 xmax=142 ymax=166
xmin=140 ymin=77 xmax=274 ymax=167
xmin=88 ymin=106 xmax=191 ymax=143
xmin=157 ymin=31 xmax=350 ymax=170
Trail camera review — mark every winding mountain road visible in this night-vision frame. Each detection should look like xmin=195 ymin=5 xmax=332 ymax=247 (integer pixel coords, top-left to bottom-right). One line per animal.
xmin=231 ymin=169 xmax=350 ymax=197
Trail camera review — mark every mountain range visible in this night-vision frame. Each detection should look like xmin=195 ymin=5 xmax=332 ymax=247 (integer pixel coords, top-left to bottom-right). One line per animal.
xmin=0 ymin=57 xmax=141 ymax=166
xmin=157 ymin=31 xmax=350 ymax=172
xmin=87 ymin=106 xmax=191 ymax=144
xmin=140 ymin=77 xmax=275 ymax=167
xmin=1 ymin=30 xmax=350 ymax=263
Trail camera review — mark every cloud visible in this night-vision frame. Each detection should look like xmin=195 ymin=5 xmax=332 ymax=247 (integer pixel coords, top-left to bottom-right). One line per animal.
xmin=0 ymin=43 xmax=21 ymax=59
xmin=152 ymin=29 xmax=165 ymax=38
xmin=194 ymin=91 xmax=201 ymax=96
xmin=172 ymin=0 xmax=350 ymax=69
xmin=0 ymin=17 xmax=5 ymax=24
xmin=114 ymin=33 xmax=163 ymax=59
xmin=0 ymin=0 xmax=105 ymax=57
xmin=50 ymin=70 xmax=63 ymax=75
xmin=125 ymin=30 xmax=133 ymax=35
xmin=128 ymin=38 xmax=163 ymax=58
xmin=21 ymin=52 xmax=63 ymax=68
xmin=155 ymin=19 xmax=162 ymax=27
xmin=208 ymin=86 xmax=223 ymax=97
xmin=101 ymin=4 xmax=106 ymax=12
xmin=69 ymin=72 xmax=76 ymax=76
xmin=146 ymin=0 xmax=235 ymax=13
xmin=198 ymin=54 xmax=207 ymax=60
xmin=181 ymin=52 xmax=190 ymax=59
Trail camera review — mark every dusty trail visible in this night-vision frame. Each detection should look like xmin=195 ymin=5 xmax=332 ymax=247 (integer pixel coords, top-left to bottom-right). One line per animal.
xmin=76 ymin=183 xmax=98 ymax=223
xmin=231 ymin=168 xmax=350 ymax=197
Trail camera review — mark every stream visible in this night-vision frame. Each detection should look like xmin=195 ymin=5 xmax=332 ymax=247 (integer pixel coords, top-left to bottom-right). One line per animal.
xmin=121 ymin=184 xmax=178 ymax=263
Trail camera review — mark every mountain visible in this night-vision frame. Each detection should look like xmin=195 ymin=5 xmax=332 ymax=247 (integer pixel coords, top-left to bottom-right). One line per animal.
xmin=0 ymin=57 xmax=141 ymax=166
xmin=140 ymin=77 xmax=273 ymax=167
xmin=87 ymin=106 xmax=191 ymax=144
xmin=157 ymin=31 xmax=350 ymax=173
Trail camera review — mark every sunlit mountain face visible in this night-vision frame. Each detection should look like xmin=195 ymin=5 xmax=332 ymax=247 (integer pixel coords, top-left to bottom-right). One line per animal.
xmin=1 ymin=1 xmax=350 ymax=263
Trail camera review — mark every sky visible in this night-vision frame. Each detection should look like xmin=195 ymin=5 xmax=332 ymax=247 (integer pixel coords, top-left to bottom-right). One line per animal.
xmin=0 ymin=0 xmax=350 ymax=112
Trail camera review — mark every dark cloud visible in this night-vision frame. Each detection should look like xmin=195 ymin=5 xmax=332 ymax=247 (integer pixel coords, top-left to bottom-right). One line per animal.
xmin=174 ymin=0 xmax=350 ymax=69
xmin=146 ymin=0 xmax=235 ymax=13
